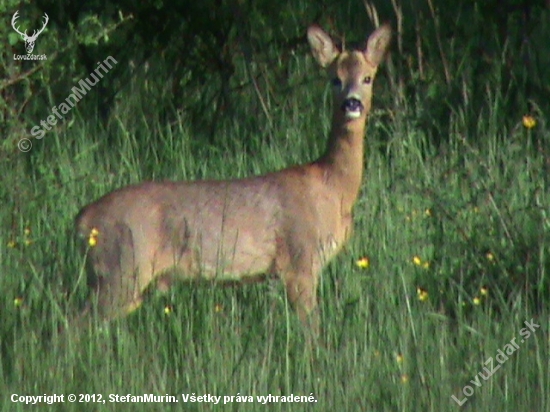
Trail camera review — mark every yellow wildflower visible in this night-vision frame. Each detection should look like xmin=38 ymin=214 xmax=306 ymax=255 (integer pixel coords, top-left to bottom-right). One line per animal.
xmin=400 ymin=374 xmax=409 ymax=383
xmin=356 ymin=256 xmax=370 ymax=269
xmin=417 ymin=287 xmax=429 ymax=302
xmin=473 ymin=297 xmax=481 ymax=305
xmin=164 ymin=305 xmax=173 ymax=315
xmin=522 ymin=115 xmax=536 ymax=129
xmin=412 ymin=256 xmax=430 ymax=268
xmin=214 ymin=304 xmax=223 ymax=313
xmin=396 ymin=354 xmax=404 ymax=364
xmin=22 ymin=227 xmax=33 ymax=246
xmin=14 ymin=297 xmax=23 ymax=307
xmin=480 ymin=286 xmax=489 ymax=296
xmin=88 ymin=228 xmax=99 ymax=247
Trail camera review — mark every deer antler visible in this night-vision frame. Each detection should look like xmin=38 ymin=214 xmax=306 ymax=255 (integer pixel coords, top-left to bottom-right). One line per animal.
xmin=30 ymin=13 xmax=49 ymax=40
xmin=11 ymin=11 xmax=28 ymax=39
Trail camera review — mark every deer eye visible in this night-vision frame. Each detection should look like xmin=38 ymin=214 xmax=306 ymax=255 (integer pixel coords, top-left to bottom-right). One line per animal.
xmin=331 ymin=77 xmax=342 ymax=87
xmin=363 ymin=76 xmax=372 ymax=84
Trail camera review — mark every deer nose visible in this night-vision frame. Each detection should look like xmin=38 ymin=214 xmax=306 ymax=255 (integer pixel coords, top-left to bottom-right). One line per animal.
xmin=341 ymin=98 xmax=364 ymax=117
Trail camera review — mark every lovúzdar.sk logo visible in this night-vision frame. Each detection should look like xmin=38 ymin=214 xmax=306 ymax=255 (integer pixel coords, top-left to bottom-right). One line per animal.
xmin=12 ymin=10 xmax=48 ymax=60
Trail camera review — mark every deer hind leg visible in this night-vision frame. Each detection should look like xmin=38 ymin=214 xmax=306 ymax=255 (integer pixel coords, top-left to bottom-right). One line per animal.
xmin=87 ymin=221 xmax=144 ymax=321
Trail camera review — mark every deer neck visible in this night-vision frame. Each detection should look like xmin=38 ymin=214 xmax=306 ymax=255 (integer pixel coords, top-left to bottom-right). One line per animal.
xmin=316 ymin=111 xmax=367 ymax=211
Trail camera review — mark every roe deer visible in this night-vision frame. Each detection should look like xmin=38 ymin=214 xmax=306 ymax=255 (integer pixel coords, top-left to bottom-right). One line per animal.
xmin=75 ymin=24 xmax=391 ymax=334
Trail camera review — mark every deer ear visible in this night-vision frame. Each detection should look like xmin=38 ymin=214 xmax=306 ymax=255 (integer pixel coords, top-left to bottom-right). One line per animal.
xmin=364 ymin=24 xmax=392 ymax=67
xmin=307 ymin=25 xmax=340 ymax=68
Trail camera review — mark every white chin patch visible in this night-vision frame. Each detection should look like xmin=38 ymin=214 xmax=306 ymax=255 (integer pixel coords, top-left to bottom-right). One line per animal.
xmin=345 ymin=110 xmax=362 ymax=119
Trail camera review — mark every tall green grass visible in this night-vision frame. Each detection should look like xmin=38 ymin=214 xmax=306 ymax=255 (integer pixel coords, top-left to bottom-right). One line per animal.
xmin=2 ymin=19 xmax=549 ymax=412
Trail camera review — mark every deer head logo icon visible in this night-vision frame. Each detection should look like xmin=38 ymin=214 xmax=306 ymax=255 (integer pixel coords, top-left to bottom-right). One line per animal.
xmin=12 ymin=11 xmax=49 ymax=54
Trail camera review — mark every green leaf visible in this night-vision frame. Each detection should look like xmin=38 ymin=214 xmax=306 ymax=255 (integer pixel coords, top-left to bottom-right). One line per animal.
xmin=8 ymin=32 xmax=21 ymax=46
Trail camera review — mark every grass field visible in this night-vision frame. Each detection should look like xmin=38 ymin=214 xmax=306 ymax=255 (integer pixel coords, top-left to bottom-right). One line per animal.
xmin=2 ymin=10 xmax=550 ymax=412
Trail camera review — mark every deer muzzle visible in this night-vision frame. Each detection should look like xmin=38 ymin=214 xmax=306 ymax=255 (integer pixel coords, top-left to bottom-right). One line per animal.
xmin=341 ymin=98 xmax=364 ymax=119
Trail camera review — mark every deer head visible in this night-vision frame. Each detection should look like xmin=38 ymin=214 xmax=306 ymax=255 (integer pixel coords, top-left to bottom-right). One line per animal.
xmin=12 ymin=11 xmax=49 ymax=54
